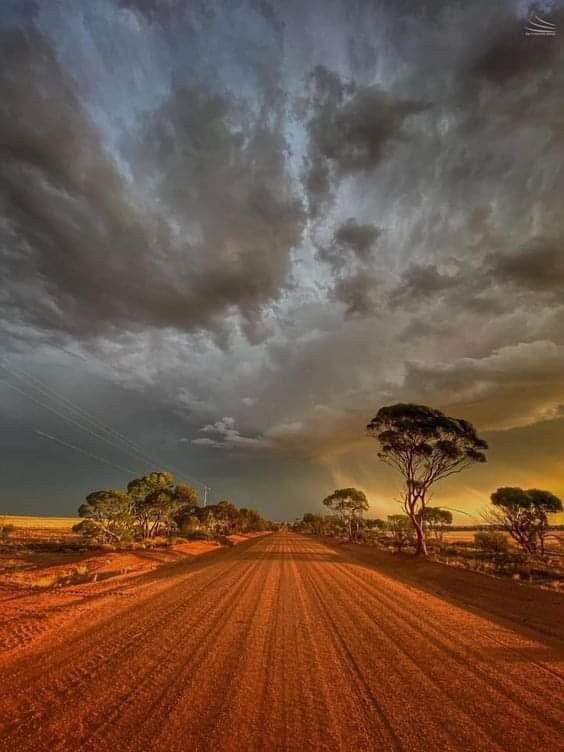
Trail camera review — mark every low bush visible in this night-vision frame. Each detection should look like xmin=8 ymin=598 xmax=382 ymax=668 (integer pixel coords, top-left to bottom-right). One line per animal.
xmin=183 ymin=530 xmax=211 ymax=541
xmin=28 ymin=564 xmax=90 ymax=589
xmin=474 ymin=531 xmax=509 ymax=556
xmin=0 ymin=522 xmax=16 ymax=541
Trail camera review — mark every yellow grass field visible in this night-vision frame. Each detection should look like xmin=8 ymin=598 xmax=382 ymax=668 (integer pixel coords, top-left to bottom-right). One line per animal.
xmin=442 ymin=529 xmax=564 ymax=555
xmin=1 ymin=514 xmax=79 ymax=529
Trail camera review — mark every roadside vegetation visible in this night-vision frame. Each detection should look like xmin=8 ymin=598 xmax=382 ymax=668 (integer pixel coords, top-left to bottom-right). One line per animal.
xmin=2 ymin=402 xmax=563 ymax=590
xmin=72 ymin=470 xmax=274 ymax=545
xmin=294 ymin=502 xmax=564 ymax=587
xmin=293 ymin=402 xmax=564 ymax=588
xmin=0 ymin=476 xmax=275 ymax=590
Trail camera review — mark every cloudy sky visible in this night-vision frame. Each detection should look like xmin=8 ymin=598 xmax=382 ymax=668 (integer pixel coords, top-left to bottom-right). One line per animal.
xmin=1 ymin=0 xmax=564 ymax=522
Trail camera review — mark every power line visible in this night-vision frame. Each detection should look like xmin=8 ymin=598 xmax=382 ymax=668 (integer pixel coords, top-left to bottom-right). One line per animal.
xmin=3 ymin=380 xmax=149 ymax=475
xmin=0 ymin=362 xmax=211 ymax=492
xmin=0 ymin=363 xmax=205 ymax=486
xmin=1 ymin=361 xmax=183 ymax=476
xmin=1 ymin=361 xmax=155 ymax=463
xmin=440 ymin=506 xmax=481 ymax=521
xmin=36 ymin=430 xmax=140 ymax=476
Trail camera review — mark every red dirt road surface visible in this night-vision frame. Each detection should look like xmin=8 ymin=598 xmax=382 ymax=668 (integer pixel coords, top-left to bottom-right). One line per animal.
xmin=1 ymin=532 xmax=563 ymax=752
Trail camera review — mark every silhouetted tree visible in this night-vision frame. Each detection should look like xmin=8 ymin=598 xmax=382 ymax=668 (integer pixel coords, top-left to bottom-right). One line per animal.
xmin=365 ymin=518 xmax=386 ymax=530
xmin=423 ymin=507 xmax=453 ymax=542
xmin=322 ymin=488 xmax=369 ymax=541
xmin=76 ymin=471 xmax=272 ymax=542
xmin=488 ymin=487 xmax=562 ymax=556
xmin=236 ymin=507 xmax=269 ymax=532
xmin=367 ymin=404 xmax=487 ymax=555
xmin=170 ymin=484 xmax=199 ymax=531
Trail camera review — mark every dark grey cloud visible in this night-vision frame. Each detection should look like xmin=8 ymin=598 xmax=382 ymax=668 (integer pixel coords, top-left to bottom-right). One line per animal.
xmin=334 ymin=220 xmax=381 ymax=259
xmin=317 ymin=219 xmax=383 ymax=318
xmin=402 ymin=340 xmax=564 ymax=430
xmin=0 ymin=24 xmax=304 ymax=345
xmin=319 ymin=218 xmax=382 ymax=269
xmin=301 ymin=65 xmax=426 ymax=217
xmin=490 ymin=238 xmax=564 ymax=297
xmin=468 ymin=11 xmax=562 ymax=85
xmin=330 ymin=273 xmax=381 ymax=317
xmin=392 ymin=263 xmax=460 ymax=306
xmin=128 ymin=85 xmax=305 ymax=341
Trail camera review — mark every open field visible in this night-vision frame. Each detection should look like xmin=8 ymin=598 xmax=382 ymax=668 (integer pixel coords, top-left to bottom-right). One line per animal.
xmin=0 ymin=531 xmax=562 ymax=752
xmin=1 ymin=514 xmax=80 ymax=542
xmin=1 ymin=514 xmax=79 ymax=528
xmin=442 ymin=529 xmax=564 ymax=548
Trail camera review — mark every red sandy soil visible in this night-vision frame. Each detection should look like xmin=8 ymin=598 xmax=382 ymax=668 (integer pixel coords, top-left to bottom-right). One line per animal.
xmin=0 ymin=532 xmax=562 ymax=752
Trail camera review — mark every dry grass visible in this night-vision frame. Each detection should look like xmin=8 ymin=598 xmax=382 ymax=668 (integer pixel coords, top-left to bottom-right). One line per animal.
xmin=1 ymin=514 xmax=78 ymax=529
xmin=442 ymin=529 xmax=564 ymax=549
xmin=1 ymin=514 xmax=80 ymax=543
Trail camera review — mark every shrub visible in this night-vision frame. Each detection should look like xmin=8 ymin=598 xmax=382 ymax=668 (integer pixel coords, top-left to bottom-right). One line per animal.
xmin=217 ymin=534 xmax=235 ymax=546
xmin=0 ymin=521 xmax=16 ymax=541
xmin=474 ymin=531 xmax=509 ymax=555
xmin=183 ymin=530 xmax=211 ymax=541
xmin=179 ymin=516 xmax=201 ymax=535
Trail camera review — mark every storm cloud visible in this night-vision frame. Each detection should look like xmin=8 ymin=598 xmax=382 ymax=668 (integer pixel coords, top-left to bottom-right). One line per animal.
xmin=2 ymin=0 xmax=564 ymax=521
xmin=0 ymin=22 xmax=304 ymax=343
xmin=302 ymin=65 xmax=425 ymax=218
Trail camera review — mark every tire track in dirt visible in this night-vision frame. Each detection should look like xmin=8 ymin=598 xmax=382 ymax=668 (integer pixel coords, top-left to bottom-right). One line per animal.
xmin=307 ymin=556 xmax=547 ymax=751
xmin=320 ymin=558 xmax=564 ymax=721
xmin=0 ymin=533 xmax=562 ymax=752
xmin=0 ymin=546 xmax=268 ymax=749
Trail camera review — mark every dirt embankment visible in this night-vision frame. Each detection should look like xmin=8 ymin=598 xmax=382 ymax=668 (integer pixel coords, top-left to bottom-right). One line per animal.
xmin=0 ymin=532 xmax=562 ymax=752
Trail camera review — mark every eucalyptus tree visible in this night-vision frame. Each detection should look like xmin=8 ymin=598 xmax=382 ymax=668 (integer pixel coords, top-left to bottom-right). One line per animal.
xmin=489 ymin=487 xmax=562 ymax=556
xmin=367 ymin=404 xmax=487 ymax=555
xmin=322 ymin=487 xmax=369 ymax=541
xmin=76 ymin=490 xmax=133 ymax=542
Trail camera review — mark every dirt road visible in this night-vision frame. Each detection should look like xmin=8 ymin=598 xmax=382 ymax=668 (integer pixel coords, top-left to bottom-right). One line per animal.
xmin=1 ymin=532 xmax=563 ymax=752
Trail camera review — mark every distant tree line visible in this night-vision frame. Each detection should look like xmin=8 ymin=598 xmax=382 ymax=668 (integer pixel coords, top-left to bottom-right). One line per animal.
xmin=73 ymin=471 xmax=273 ymax=543
xmin=294 ymin=500 xmax=453 ymax=551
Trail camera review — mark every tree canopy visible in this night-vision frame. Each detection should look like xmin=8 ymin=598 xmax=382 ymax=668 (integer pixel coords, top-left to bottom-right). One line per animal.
xmin=367 ymin=403 xmax=487 ymax=555
xmin=322 ymin=487 xmax=369 ymax=541
xmin=77 ymin=489 xmax=134 ymax=542
xmin=490 ymin=486 xmax=562 ymax=555
xmin=74 ymin=471 xmax=273 ymax=542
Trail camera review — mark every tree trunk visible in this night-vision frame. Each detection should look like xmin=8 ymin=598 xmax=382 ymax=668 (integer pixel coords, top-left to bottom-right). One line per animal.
xmin=413 ymin=517 xmax=427 ymax=556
